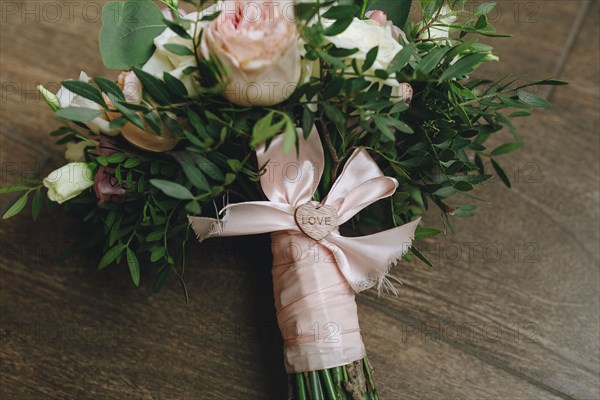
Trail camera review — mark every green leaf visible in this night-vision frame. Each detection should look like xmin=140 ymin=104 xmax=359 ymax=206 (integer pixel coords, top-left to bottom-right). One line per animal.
xmin=322 ymin=5 xmax=360 ymax=19
xmin=55 ymin=107 xmax=104 ymax=123
xmin=109 ymin=95 xmax=145 ymax=130
xmin=164 ymin=43 xmax=194 ymax=56
xmin=389 ymin=43 xmax=414 ymax=73
xmin=153 ymin=265 xmax=170 ymax=293
xmin=107 ymin=153 xmax=127 ymax=164
xmin=476 ymin=2 xmax=497 ymax=15
xmin=99 ymin=0 xmax=167 ymax=69
xmin=415 ymin=227 xmax=442 ymax=240
xmin=2 ymin=192 xmax=28 ymax=219
xmin=368 ymin=0 xmax=413 ymax=29
xmin=98 ymin=243 xmax=126 ymax=270
xmin=251 ymin=111 xmax=286 ymax=147
xmin=302 ymin=107 xmax=315 ymax=139
xmin=124 ymin=157 xmax=141 ymax=168
xmin=195 ymin=156 xmax=225 ymax=181
xmin=454 ymin=181 xmax=474 ymax=192
xmin=185 ymin=200 xmax=202 ymax=215
xmin=61 ymin=80 xmax=107 ymax=107
xmin=150 ymin=179 xmax=194 ymax=200
xmin=162 ymin=18 xmax=192 ymax=39
xmin=150 ymin=246 xmax=166 ymax=262
xmin=362 ymin=46 xmax=379 ymax=72
xmin=438 ymin=53 xmax=488 ymax=82
xmin=164 ymin=72 xmax=188 ymax=97
xmin=94 ymin=76 xmax=125 ymax=101
xmin=517 ymin=90 xmax=551 ymax=108
xmin=145 ymin=230 xmax=163 ymax=242
xmin=322 ymin=103 xmax=346 ymax=129
xmin=324 ymin=18 xmax=353 ymax=36
xmin=411 ymin=246 xmax=434 ymax=267
xmin=109 ymin=117 xmax=129 ymax=130
xmin=418 ymin=47 xmax=451 ymax=75
xmin=491 ymin=142 xmax=524 ymax=156
xmin=0 ymin=185 xmax=30 ymax=194
xmin=133 ymin=67 xmax=171 ymax=105
xmin=126 ymin=248 xmax=140 ymax=286
xmin=31 ymin=189 xmax=42 ymax=221
xmin=491 ymin=159 xmax=511 ymax=188
xmin=181 ymin=161 xmax=210 ymax=191
xmin=521 ymin=78 xmax=568 ymax=87
xmin=282 ymin=115 xmax=298 ymax=155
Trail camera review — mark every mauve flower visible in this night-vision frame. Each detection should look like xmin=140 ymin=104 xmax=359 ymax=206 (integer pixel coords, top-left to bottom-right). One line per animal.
xmin=93 ymin=166 xmax=127 ymax=205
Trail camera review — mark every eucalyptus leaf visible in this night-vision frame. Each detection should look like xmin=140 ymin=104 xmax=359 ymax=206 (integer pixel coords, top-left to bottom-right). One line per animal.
xmin=56 ymin=107 xmax=104 ymax=123
xmin=99 ymin=0 xmax=167 ymax=69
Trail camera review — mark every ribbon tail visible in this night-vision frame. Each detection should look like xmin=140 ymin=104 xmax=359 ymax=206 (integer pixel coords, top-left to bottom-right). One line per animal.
xmin=324 ymin=218 xmax=421 ymax=294
xmin=188 ymin=201 xmax=298 ymax=241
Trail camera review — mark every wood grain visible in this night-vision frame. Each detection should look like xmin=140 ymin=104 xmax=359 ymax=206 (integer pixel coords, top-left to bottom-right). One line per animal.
xmin=1 ymin=1 xmax=599 ymax=399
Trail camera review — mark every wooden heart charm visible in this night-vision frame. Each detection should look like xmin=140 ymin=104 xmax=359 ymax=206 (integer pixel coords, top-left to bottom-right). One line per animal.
xmin=294 ymin=203 xmax=338 ymax=241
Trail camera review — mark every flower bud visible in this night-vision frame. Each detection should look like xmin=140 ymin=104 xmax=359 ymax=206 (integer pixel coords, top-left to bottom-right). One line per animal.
xmin=37 ymin=85 xmax=61 ymax=111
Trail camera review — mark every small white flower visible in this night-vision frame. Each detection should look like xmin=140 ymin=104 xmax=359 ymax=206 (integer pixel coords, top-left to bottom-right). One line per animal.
xmin=56 ymin=72 xmax=117 ymax=135
xmin=43 ymin=163 xmax=94 ymax=204
xmin=64 ymin=141 xmax=90 ymax=163
xmin=36 ymin=85 xmax=60 ymax=111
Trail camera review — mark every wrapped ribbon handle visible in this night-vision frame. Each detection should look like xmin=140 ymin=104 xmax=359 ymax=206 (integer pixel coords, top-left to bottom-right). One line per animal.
xmin=189 ymin=128 xmax=419 ymax=372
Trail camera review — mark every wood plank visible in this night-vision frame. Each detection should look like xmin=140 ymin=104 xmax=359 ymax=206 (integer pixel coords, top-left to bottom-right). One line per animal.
xmin=0 ymin=209 xmax=566 ymax=400
xmin=1 ymin=0 xmax=597 ymax=399
xmin=367 ymin=1 xmax=600 ymax=398
xmin=0 ymin=0 xmax=112 ymax=151
xmin=0 ymin=134 xmax=50 ymax=211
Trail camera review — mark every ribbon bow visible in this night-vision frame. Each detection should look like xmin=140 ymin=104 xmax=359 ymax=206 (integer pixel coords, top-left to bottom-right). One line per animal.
xmin=189 ymin=127 xmax=419 ymax=293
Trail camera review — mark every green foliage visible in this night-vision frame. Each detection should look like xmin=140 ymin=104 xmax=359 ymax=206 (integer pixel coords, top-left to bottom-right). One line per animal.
xmin=99 ymin=0 xmax=167 ymax=69
xmin=1 ymin=0 xmax=566 ymax=293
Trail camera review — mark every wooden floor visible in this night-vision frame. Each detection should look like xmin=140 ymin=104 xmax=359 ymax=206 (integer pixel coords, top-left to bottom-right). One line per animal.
xmin=1 ymin=1 xmax=599 ymax=399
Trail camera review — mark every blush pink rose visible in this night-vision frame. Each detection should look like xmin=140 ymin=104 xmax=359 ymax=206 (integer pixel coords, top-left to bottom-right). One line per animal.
xmin=201 ymin=0 xmax=301 ymax=106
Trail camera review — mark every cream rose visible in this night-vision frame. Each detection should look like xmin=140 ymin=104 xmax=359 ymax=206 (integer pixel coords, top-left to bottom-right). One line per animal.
xmin=420 ymin=5 xmax=457 ymax=44
xmin=201 ymin=0 xmax=302 ymax=106
xmin=142 ymin=9 xmax=213 ymax=97
xmin=43 ymin=163 xmax=94 ymax=204
xmin=56 ymin=72 xmax=117 ymax=135
xmin=324 ymin=17 xmax=403 ymax=88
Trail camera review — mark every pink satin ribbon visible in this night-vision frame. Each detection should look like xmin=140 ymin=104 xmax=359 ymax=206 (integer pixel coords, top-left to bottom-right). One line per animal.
xmin=189 ymin=127 xmax=419 ymax=372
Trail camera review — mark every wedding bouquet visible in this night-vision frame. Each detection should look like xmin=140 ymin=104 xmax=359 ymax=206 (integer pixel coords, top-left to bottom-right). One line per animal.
xmin=1 ymin=0 xmax=564 ymax=397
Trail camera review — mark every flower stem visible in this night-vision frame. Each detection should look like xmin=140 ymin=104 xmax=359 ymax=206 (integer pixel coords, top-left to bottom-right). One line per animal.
xmin=291 ymin=357 xmax=378 ymax=400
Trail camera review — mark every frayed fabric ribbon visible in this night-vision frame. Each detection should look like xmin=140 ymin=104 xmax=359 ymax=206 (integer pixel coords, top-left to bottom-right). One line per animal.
xmin=189 ymin=127 xmax=419 ymax=372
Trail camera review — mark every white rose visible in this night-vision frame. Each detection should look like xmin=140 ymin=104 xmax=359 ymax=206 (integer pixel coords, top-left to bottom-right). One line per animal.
xmin=420 ymin=5 xmax=457 ymax=44
xmin=201 ymin=0 xmax=302 ymax=106
xmin=43 ymin=163 xmax=94 ymax=204
xmin=56 ymin=72 xmax=117 ymax=135
xmin=324 ymin=17 xmax=403 ymax=88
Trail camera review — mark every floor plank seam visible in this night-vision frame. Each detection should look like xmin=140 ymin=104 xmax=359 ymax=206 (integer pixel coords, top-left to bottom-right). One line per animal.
xmin=0 ymin=128 xmax=63 ymax=160
xmin=546 ymin=0 xmax=593 ymax=101
xmin=358 ymin=296 xmax=580 ymax=400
